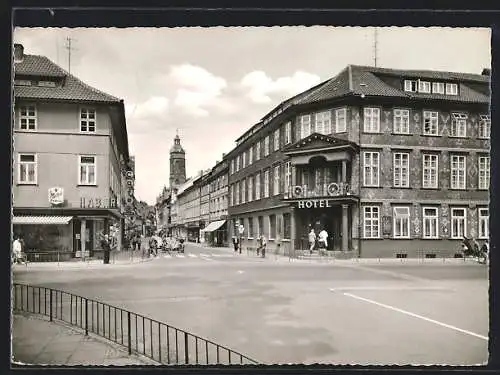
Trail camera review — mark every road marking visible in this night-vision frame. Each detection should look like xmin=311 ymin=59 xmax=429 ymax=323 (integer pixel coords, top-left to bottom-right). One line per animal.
xmin=330 ymin=286 xmax=454 ymax=292
xmin=188 ymin=254 xmax=197 ymax=258
xmin=343 ymin=292 xmax=488 ymax=341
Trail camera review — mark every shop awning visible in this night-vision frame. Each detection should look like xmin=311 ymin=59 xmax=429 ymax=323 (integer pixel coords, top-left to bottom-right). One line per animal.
xmin=200 ymin=220 xmax=226 ymax=233
xmin=12 ymin=215 xmax=73 ymax=225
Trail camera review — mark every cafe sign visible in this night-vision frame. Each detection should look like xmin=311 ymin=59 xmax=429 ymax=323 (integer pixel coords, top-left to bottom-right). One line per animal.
xmin=80 ymin=197 xmax=117 ymax=209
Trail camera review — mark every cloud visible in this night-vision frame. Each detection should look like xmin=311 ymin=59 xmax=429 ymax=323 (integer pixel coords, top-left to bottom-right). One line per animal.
xmin=169 ymin=64 xmax=228 ymax=117
xmin=241 ymin=71 xmax=321 ymax=103
xmin=126 ymin=96 xmax=170 ymax=120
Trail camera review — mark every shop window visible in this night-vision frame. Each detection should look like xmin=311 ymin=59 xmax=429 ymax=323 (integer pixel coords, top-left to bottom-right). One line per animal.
xmin=269 ymin=215 xmax=276 ymax=240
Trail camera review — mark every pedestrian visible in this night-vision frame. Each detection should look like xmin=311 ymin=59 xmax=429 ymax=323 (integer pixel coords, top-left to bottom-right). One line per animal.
xmin=318 ymin=228 xmax=329 ymax=251
xmin=12 ymin=236 xmax=23 ymax=264
xmin=308 ymin=229 xmax=316 ymax=254
xmin=260 ymin=235 xmax=267 ymax=258
xmin=232 ymin=236 xmax=239 ymax=252
xmin=101 ymin=234 xmax=111 ymax=264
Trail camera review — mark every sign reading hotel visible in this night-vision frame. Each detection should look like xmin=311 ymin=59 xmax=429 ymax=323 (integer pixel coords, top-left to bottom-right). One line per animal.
xmin=80 ymin=197 xmax=117 ymax=209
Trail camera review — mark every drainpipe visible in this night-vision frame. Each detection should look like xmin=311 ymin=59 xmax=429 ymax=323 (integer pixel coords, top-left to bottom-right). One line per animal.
xmin=357 ymin=104 xmax=362 ymax=258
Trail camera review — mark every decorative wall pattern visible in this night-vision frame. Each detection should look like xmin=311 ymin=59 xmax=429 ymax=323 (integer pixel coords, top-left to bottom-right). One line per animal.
xmin=469 ymin=206 xmax=478 ymax=238
xmin=412 ymin=203 xmax=420 ymax=238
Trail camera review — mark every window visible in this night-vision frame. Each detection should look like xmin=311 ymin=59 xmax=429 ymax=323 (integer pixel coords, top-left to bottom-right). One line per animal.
xmin=423 ymin=111 xmax=439 ymax=136
xmin=79 ymin=156 xmax=96 ymax=185
xmin=38 ymin=80 xmax=57 ymax=88
xmin=80 ymin=108 xmax=96 ymax=132
xmin=285 ymin=161 xmax=292 ymax=194
xmin=451 ymin=113 xmax=467 ymax=137
xmin=242 ymin=151 xmax=247 ymax=168
xmin=478 ymin=156 xmax=490 ymax=190
xmin=248 ymin=217 xmax=254 ymax=238
xmin=18 ymin=153 xmax=37 ymax=184
xmin=393 ymin=207 xmax=410 ymax=239
xmin=445 ymin=83 xmax=458 ymax=95
xmin=15 ymin=79 xmax=32 ymax=86
xmin=273 ymin=165 xmax=280 ymax=195
xmin=248 ymin=176 xmax=253 ymax=202
xmin=335 ymin=108 xmax=347 ymax=133
xmin=283 ymin=213 xmax=291 ymax=239
xmin=264 ymin=169 xmax=270 ymax=198
xmin=235 ymin=181 xmax=240 ymax=205
xmin=273 ymin=129 xmax=280 ymax=151
xmin=315 ymin=111 xmax=332 ymax=135
xmin=241 ymin=179 xmax=246 ymax=204
xmin=479 ymin=115 xmax=491 ymax=139
xmin=418 ymin=80 xmax=431 ymax=93
xmin=264 ymin=136 xmax=270 ymax=156
xmin=479 ymin=208 xmax=489 ymax=239
xmin=404 ymin=80 xmax=417 ymax=92
xmin=393 ymin=152 xmax=409 ymax=188
xmin=363 ymin=206 xmax=380 ymax=238
xmin=236 ymin=155 xmax=240 ymax=172
xmin=422 ymin=154 xmax=438 ymax=189
xmin=269 ymin=215 xmax=276 ymax=239
xmin=19 ymin=105 xmax=37 ymax=130
xmin=451 ymin=208 xmax=466 ymax=239
xmin=230 ymin=159 xmax=235 ymax=174
xmin=255 ymin=173 xmax=261 ymax=200
xmin=258 ymin=216 xmax=264 ymax=237
xmin=393 ymin=109 xmax=410 ymax=134
xmin=422 ymin=207 xmax=439 ymax=239
xmin=450 ymin=155 xmax=466 ymax=189
xmin=285 ymin=122 xmax=292 ymax=144
xmin=248 ymin=147 xmax=253 ymax=165
xmin=363 ymin=152 xmax=379 ymax=187
xmin=230 ymin=184 xmax=234 ymax=206
xmin=255 ymin=142 xmax=261 ymax=161
xmin=432 ymin=82 xmax=445 ymax=94
xmin=300 ymin=114 xmax=311 ymax=139
xmin=363 ymin=107 xmax=380 ymax=133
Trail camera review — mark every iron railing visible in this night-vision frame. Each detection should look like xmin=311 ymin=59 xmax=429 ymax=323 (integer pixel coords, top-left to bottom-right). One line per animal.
xmin=12 ymin=283 xmax=258 ymax=365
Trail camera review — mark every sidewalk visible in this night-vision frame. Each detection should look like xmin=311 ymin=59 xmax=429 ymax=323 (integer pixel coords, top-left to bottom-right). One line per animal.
xmin=12 ymin=313 xmax=157 ymax=366
xmin=188 ymin=242 xmax=483 ymax=266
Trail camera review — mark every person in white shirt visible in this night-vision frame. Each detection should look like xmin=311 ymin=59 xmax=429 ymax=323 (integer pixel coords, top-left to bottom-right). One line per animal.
xmin=318 ymin=229 xmax=329 ymax=250
xmin=12 ymin=237 xmax=23 ymax=264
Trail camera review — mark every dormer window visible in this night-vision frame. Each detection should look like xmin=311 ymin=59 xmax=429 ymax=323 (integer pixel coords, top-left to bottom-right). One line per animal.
xmin=432 ymin=82 xmax=445 ymax=94
xmin=445 ymin=83 xmax=458 ymax=95
xmin=14 ymin=79 xmax=32 ymax=86
xmin=38 ymin=80 xmax=57 ymax=88
xmin=418 ymin=80 xmax=431 ymax=93
xmin=404 ymin=80 xmax=418 ymax=92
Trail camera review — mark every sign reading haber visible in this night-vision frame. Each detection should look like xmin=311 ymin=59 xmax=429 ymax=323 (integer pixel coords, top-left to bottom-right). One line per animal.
xmin=80 ymin=197 xmax=117 ymax=209
xmin=48 ymin=187 xmax=64 ymax=205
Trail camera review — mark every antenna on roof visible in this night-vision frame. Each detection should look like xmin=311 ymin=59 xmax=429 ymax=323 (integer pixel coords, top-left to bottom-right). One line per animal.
xmin=65 ymin=36 xmax=77 ymax=74
xmin=373 ymin=27 xmax=378 ymax=68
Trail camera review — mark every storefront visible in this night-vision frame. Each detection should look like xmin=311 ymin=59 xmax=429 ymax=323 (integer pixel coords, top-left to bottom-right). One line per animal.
xmin=13 ymin=207 xmax=123 ymax=261
xmin=200 ymin=220 xmax=227 ymax=247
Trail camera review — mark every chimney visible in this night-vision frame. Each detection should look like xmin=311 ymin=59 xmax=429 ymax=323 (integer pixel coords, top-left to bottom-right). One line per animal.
xmin=482 ymin=68 xmax=491 ymax=76
xmin=222 ymin=153 xmax=226 ymax=158
xmin=14 ymin=44 xmax=24 ymax=62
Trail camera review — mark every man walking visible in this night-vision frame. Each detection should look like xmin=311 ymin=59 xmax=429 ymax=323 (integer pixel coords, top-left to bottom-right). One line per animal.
xmin=318 ymin=228 xmax=329 ymax=252
xmin=308 ymin=228 xmax=316 ymax=254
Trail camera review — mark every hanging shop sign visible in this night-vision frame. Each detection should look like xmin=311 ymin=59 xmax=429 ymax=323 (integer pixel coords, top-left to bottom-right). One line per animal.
xmin=80 ymin=197 xmax=117 ymax=209
xmin=48 ymin=187 xmax=64 ymax=205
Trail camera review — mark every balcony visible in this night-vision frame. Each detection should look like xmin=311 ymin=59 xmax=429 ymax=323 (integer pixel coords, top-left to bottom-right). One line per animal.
xmin=283 ymin=182 xmax=353 ymax=199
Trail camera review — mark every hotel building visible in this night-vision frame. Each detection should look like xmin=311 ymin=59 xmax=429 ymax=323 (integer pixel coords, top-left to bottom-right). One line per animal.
xmin=226 ymin=65 xmax=490 ymax=258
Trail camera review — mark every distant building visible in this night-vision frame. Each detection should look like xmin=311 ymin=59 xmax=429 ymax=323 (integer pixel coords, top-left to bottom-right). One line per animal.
xmin=12 ymin=43 xmax=131 ymax=260
xmin=225 ymin=65 xmax=490 ymax=258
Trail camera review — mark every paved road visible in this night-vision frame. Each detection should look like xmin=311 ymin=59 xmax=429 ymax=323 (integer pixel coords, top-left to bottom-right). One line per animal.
xmin=13 ymin=243 xmax=489 ymax=365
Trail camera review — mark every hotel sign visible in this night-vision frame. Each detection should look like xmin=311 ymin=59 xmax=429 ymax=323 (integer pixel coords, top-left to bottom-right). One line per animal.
xmin=80 ymin=197 xmax=117 ymax=209
xmin=297 ymin=199 xmax=335 ymax=209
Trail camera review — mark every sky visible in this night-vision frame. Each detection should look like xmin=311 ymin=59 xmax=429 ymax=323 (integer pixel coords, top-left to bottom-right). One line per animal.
xmin=13 ymin=27 xmax=491 ymax=205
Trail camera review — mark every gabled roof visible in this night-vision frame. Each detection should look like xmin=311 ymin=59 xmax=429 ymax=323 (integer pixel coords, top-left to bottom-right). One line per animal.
xmin=295 ymin=65 xmax=489 ymax=106
xmin=14 ymin=54 xmax=121 ymax=103
xmin=284 ymin=133 xmax=359 ymax=154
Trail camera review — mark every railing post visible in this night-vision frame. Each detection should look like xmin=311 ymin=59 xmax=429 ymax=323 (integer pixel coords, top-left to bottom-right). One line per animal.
xmin=49 ymin=289 xmax=53 ymax=322
xmin=127 ymin=311 xmax=132 ymax=355
xmin=85 ymin=298 xmax=89 ymax=335
xmin=184 ymin=332 xmax=189 ymax=364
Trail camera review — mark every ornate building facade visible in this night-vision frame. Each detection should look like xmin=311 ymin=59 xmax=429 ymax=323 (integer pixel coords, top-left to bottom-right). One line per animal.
xmin=226 ymin=65 xmax=490 ymax=258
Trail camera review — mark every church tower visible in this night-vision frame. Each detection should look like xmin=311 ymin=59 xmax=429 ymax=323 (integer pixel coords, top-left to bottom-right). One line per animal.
xmin=169 ymin=134 xmax=186 ymax=189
